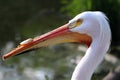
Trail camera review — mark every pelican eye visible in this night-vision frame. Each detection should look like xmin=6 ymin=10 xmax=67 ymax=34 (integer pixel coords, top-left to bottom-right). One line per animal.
xmin=69 ymin=19 xmax=83 ymax=29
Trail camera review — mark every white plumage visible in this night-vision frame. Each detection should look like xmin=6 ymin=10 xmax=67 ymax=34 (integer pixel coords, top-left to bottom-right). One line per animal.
xmin=70 ymin=11 xmax=111 ymax=80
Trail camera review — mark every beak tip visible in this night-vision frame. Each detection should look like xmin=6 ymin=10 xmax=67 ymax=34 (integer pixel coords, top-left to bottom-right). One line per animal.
xmin=0 ymin=53 xmax=5 ymax=61
xmin=0 ymin=52 xmax=4 ymax=61
xmin=2 ymin=56 xmax=5 ymax=61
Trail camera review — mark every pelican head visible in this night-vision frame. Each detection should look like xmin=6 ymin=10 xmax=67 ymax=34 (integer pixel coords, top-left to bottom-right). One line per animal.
xmin=2 ymin=11 xmax=111 ymax=60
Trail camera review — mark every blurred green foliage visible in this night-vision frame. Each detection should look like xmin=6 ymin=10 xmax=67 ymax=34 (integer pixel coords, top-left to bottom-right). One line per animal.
xmin=61 ymin=0 xmax=92 ymax=17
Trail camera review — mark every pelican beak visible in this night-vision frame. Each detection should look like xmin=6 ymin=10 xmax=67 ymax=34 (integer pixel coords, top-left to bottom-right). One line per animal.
xmin=2 ymin=23 xmax=92 ymax=60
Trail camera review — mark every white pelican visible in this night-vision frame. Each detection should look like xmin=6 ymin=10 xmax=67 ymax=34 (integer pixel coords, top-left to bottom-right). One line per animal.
xmin=2 ymin=11 xmax=111 ymax=80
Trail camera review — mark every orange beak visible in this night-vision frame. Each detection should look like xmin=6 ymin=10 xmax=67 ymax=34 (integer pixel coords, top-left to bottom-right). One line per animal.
xmin=2 ymin=23 xmax=92 ymax=60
